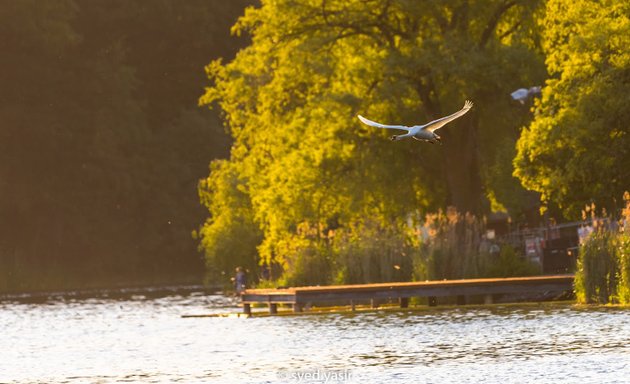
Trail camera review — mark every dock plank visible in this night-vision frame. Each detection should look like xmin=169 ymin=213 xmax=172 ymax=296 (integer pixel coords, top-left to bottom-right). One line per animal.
xmin=241 ymin=275 xmax=574 ymax=315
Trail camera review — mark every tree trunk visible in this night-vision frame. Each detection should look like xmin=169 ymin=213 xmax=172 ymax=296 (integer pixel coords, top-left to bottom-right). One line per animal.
xmin=415 ymin=81 xmax=484 ymax=214
xmin=440 ymin=112 xmax=484 ymax=214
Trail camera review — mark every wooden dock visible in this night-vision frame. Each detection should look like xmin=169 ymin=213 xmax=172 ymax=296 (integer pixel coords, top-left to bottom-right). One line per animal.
xmin=241 ymin=275 xmax=574 ymax=315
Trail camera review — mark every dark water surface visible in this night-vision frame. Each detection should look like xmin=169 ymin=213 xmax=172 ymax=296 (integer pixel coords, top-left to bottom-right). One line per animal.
xmin=2 ymin=291 xmax=629 ymax=383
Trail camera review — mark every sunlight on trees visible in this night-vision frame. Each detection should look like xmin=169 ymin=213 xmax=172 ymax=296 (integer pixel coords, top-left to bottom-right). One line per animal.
xmin=199 ymin=0 xmax=548 ymax=285
xmin=514 ymin=0 xmax=630 ymax=219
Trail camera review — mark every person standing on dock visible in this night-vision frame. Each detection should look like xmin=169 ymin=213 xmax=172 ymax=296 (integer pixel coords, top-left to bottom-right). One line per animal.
xmin=233 ymin=267 xmax=247 ymax=296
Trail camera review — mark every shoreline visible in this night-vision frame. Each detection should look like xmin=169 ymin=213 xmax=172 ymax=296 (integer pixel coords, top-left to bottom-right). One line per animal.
xmin=182 ymin=300 xmax=630 ymax=318
xmin=0 ymin=283 xmax=222 ymax=303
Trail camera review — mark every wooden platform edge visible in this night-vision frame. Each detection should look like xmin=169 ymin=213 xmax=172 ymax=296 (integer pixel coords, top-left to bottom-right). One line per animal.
xmin=239 ymin=274 xmax=575 ymax=315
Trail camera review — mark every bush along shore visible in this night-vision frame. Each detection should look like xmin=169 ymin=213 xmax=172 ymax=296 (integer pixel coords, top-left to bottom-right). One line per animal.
xmin=575 ymin=193 xmax=630 ymax=304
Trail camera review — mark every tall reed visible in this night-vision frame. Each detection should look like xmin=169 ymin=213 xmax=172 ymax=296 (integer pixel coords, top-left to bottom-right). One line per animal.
xmin=575 ymin=193 xmax=630 ymax=304
xmin=617 ymin=192 xmax=630 ymax=303
xmin=412 ymin=207 xmax=537 ymax=280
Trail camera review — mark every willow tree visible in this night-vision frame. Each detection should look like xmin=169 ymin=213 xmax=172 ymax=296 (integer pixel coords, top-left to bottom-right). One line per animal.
xmin=200 ymin=0 xmax=544 ymax=284
xmin=514 ymin=0 xmax=630 ymax=218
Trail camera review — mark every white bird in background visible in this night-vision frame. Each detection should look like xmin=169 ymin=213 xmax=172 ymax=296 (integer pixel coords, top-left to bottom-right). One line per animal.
xmin=510 ymin=86 xmax=541 ymax=104
xmin=357 ymin=100 xmax=473 ymax=144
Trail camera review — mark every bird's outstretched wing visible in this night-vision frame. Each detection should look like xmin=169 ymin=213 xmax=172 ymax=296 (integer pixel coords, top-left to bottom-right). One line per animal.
xmin=357 ymin=115 xmax=411 ymax=131
xmin=423 ymin=100 xmax=473 ymax=132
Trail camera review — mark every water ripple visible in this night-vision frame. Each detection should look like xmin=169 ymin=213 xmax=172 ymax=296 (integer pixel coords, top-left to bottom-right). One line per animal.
xmin=1 ymin=296 xmax=629 ymax=383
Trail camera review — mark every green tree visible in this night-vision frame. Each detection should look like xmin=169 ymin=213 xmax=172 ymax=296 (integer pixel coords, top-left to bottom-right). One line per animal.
xmin=200 ymin=0 xmax=545 ymax=285
xmin=514 ymin=0 xmax=630 ymax=218
xmin=198 ymin=160 xmax=262 ymax=281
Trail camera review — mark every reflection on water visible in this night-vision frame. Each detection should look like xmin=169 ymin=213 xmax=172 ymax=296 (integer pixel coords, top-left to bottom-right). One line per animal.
xmin=1 ymin=291 xmax=629 ymax=383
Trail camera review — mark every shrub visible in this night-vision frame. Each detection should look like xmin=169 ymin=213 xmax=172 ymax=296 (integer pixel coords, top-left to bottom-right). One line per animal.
xmin=333 ymin=221 xmax=414 ymax=284
xmin=414 ymin=207 xmax=485 ymax=280
xmin=575 ymin=224 xmax=620 ymax=304
xmin=617 ymin=233 xmax=630 ymax=304
xmin=484 ymin=245 xmax=539 ymax=278
xmin=575 ymin=193 xmax=630 ymax=304
xmin=280 ymin=244 xmax=333 ymax=287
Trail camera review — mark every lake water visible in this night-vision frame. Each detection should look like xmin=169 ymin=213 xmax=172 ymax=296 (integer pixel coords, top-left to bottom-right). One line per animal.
xmin=2 ymin=289 xmax=629 ymax=383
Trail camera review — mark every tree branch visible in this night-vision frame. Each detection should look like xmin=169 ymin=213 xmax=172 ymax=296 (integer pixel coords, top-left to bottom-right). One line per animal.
xmin=479 ymin=0 xmax=519 ymax=48
xmin=498 ymin=21 xmax=521 ymax=40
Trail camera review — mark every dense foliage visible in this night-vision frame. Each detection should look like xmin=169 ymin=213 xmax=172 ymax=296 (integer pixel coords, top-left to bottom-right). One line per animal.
xmin=3 ymin=0 xmax=628 ymax=291
xmin=514 ymin=0 xmax=630 ymax=218
xmin=574 ymin=196 xmax=630 ymax=304
xmin=199 ymin=0 xmax=547 ymax=285
xmin=414 ymin=208 xmax=538 ymax=282
xmin=574 ymin=225 xmax=630 ymax=305
xmin=0 ymin=0 xmax=252 ymax=292
xmin=574 ymin=226 xmax=619 ymax=303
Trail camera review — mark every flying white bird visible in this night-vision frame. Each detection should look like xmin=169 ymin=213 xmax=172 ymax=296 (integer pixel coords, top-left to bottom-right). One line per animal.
xmin=510 ymin=86 xmax=541 ymax=104
xmin=357 ymin=100 xmax=473 ymax=144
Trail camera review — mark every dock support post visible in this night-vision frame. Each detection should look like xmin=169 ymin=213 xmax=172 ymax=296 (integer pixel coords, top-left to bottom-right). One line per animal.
xmin=399 ymin=297 xmax=409 ymax=308
xmin=243 ymin=303 xmax=251 ymax=315
xmin=293 ymin=303 xmax=303 ymax=313
xmin=456 ymin=295 xmax=466 ymax=305
xmin=484 ymin=294 xmax=493 ymax=305
xmin=350 ymin=300 xmax=356 ymax=312
xmin=269 ymin=303 xmax=277 ymax=314
xmin=428 ymin=296 xmax=437 ymax=307
xmin=371 ymin=299 xmax=378 ymax=309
